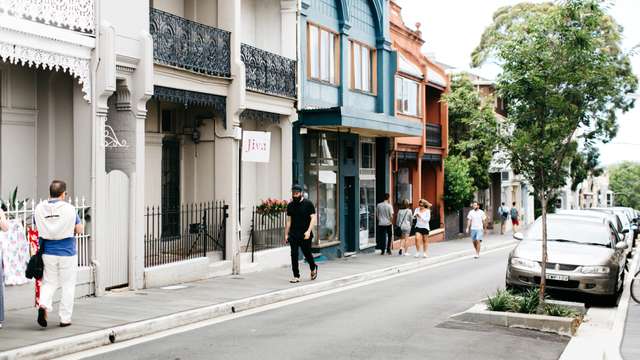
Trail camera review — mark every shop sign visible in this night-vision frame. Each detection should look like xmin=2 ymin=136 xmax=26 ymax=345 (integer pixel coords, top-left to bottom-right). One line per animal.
xmin=242 ymin=130 xmax=271 ymax=163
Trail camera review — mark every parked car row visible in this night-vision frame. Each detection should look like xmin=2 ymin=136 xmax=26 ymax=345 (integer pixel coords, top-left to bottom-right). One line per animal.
xmin=505 ymin=206 xmax=639 ymax=305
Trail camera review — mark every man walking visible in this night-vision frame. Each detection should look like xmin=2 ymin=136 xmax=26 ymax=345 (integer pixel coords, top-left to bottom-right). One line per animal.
xmin=466 ymin=201 xmax=487 ymax=258
xmin=498 ymin=202 xmax=509 ymax=235
xmin=376 ymin=193 xmax=394 ymax=255
xmin=510 ymin=202 xmax=520 ymax=233
xmin=34 ymin=180 xmax=83 ymax=328
xmin=285 ymin=184 xmax=318 ymax=283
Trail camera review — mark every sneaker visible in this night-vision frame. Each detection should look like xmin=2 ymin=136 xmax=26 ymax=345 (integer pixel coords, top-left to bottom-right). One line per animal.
xmin=422 ymin=254 xmax=428 ymax=258
xmin=414 ymin=253 xmax=420 ymax=258
xmin=289 ymin=277 xmax=300 ymax=283
xmin=398 ymin=249 xmax=403 ymax=256
xmin=37 ymin=307 xmax=47 ymax=328
xmin=311 ymin=266 xmax=318 ymax=281
xmin=473 ymin=255 xmax=479 ymax=259
xmin=404 ymin=252 xmax=411 ymax=257
xmin=59 ymin=322 xmax=72 ymax=328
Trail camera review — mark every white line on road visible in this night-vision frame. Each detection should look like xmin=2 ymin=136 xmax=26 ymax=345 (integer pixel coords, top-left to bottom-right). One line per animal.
xmin=59 ymin=245 xmax=514 ymax=360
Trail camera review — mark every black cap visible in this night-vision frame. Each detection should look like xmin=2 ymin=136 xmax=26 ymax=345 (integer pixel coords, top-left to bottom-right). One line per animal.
xmin=291 ymin=184 xmax=304 ymax=192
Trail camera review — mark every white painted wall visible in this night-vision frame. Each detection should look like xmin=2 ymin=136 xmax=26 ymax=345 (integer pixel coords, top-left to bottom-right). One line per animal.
xmin=0 ymin=63 xmax=37 ymax=199
xmin=241 ymin=0 xmax=282 ymax=55
xmin=153 ymin=0 xmax=184 ymax=17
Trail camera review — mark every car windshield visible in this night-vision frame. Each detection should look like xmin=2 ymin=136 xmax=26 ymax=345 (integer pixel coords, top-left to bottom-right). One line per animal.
xmin=525 ymin=218 xmax=611 ymax=246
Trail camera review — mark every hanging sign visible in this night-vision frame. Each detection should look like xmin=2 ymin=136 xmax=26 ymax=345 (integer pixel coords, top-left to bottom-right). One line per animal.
xmin=242 ymin=131 xmax=271 ymax=163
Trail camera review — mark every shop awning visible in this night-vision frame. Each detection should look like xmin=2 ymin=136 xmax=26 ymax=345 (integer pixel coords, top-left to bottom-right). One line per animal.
xmin=298 ymin=106 xmax=423 ymax=137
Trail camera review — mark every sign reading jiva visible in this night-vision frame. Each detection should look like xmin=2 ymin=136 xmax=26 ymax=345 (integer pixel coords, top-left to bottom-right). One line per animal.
xmin=242 ymin=131 xmax=271 ymax=163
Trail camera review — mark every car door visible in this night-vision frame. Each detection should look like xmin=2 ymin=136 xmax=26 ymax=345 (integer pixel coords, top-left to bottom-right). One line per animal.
xmin=610 ymin=224 xmax=626 ymax=281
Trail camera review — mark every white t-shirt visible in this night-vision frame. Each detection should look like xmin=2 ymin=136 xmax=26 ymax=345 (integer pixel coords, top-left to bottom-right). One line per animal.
xmin=467 ymin=209 xmax=486 ymax=230
xmin=413 ymin=208 xmax=431 ymax=230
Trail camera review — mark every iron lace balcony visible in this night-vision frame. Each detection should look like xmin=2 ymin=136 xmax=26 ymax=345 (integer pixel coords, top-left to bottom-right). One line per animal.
xmin=150 ymin=8 xmax=231 ymax=78
xmin=241 ymin=43 xmax=297 ymax=99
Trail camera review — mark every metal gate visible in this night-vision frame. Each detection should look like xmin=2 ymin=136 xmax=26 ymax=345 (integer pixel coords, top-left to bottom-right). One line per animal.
xmin=104 ymin=170 xmax=130 ymax=289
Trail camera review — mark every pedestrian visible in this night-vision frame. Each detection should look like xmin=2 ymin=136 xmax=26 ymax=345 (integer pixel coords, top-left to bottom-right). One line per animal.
xmin=498 ymin=202 xmax=509 ymax=235
xmin=376 ymin=193 xmax=394 ymax=255
xmin=413 ymin=199 xmax=431 ymax=258
xmin=466 ymin=201 xmax=487 ymax=259
xmin=510 ymin=202 xmax=520 ymax=233
xmin=34 ymin=180 xmax=83 ymax=328
xmin=284 ymin=184 xmax=318 ymax=283
xmin=395 ymin=199 xmax=412 ymax=256
xmin=0 ymin=206 xmax=9 ymax=329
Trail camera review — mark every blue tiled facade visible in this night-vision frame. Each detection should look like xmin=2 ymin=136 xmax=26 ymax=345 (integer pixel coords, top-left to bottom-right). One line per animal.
xmin=295 ymin=0 xmax=422 ymax=257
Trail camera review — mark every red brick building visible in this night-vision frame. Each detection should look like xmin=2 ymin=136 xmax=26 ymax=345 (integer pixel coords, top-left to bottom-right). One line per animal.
xmin=389 ymin=1 xmax=449 ymax=242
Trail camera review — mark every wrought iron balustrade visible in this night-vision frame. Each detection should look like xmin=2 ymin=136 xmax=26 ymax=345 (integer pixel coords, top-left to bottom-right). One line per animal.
xmin=425 ymin=123 xmax=442 ymax=147
xmin=150 ymin=8 xmax=231 ymax=78
xmin=241 ymin=43 xmax=297 ymax=99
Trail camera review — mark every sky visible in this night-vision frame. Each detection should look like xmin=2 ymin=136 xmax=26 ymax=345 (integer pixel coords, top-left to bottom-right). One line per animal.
xmin=396 ymin=0 xmax=640 ymax=166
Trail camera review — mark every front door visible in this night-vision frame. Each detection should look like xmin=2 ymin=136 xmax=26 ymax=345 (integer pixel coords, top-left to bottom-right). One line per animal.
xmin=162 ymin=138 xmax=180 ymax=238
xmin=344 ymin=176 xmax=356 ymax=252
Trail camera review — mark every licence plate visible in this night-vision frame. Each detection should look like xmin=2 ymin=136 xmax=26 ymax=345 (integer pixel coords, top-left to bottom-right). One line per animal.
xmin=546 ymin=274 xmax=569 ymax=281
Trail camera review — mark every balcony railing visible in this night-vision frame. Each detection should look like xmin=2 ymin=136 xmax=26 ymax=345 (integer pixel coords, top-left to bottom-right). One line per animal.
xmin=0 ymin=0 xmax=95 ymax=34
xmin=150 ymin=8 xmax=231 ymax=78
xmin=241 ymin=44 xmax=297 ymax=99
xmin=426 ymin=123 xmax=442 ymax=147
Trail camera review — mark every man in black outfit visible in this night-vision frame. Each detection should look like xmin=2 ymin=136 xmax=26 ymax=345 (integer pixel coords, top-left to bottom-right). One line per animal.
xmin=285 ymin=184 xmax=318 ymax=283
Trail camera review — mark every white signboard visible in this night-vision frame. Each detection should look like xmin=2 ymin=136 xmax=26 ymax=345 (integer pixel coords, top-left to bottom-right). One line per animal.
xmin=242 ymin=130 xmax=271 ymax=163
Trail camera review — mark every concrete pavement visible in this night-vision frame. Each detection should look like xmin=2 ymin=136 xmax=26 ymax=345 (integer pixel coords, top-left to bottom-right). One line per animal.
xmin=0 ymin=234 xmax=517 ymax=359
xmin=81 ymin=243 xmax=567 ymax=360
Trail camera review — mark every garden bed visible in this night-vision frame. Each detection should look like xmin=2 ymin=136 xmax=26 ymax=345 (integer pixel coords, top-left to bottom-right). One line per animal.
xmin=450 ymin=289 xmax=584 ymax=336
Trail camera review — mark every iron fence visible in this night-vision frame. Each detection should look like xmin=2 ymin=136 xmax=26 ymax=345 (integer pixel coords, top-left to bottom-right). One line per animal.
xmin=245 ymin=207 xmax=288 ymax=262
xmin=144 ymin=201 xmax=227 ymax=267
xmin=2 ymin=198 xmax=91 ymax=267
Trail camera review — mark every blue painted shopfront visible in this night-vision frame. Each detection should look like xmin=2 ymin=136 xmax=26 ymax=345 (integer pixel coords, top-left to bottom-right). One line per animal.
xmin=294 ymin=0 xmax=422 ymax=257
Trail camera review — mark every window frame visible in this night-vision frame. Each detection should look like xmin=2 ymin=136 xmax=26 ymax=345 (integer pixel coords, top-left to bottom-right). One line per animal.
xmin=307 ymin=22 xmax=340 ymax=85
xmin=349 ymin=39 xmax=376 ymax=94
xmin=395 ymin=76 xmax=421 ymax=117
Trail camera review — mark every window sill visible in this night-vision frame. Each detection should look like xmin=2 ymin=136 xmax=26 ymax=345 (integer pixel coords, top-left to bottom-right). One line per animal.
xmin=396 ymin=113 xmax=422 ymax=120
xmin=307 ymin=78 xmax=340 ymax=88
xmin=350 ymin=89 xmax=376 ymax=97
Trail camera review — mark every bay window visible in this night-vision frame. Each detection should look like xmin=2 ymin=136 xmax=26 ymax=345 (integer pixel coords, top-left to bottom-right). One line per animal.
xmin=395 ymin=76 xmax=420 ymax=116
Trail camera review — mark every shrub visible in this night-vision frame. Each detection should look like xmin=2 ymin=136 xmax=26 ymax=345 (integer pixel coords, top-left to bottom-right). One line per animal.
xmin=486 ymin=289 xmax=514 ymax=312
xmin=512 ymin=288 xmax=541 ymax=314
xmin=544 ymin=304 xmax=578 ymax=318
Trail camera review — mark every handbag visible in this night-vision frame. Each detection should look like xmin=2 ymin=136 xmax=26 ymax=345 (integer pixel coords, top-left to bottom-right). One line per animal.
xmin=26 ymin=244 xmax=44 ymax=280
xmin=410 ymin=217 xmax=418 ymax=236
xmin=395 ymin=210 xmax=410 ymax=235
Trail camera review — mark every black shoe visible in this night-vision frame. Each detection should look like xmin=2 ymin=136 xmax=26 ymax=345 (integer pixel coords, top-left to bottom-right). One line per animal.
xmin=311 ymin=266 xmax=318 ymax=281
xmin=37 ymin=308 xmax=47 ymax=328
xmin=59 ymin=322 xmax=72 ymax=328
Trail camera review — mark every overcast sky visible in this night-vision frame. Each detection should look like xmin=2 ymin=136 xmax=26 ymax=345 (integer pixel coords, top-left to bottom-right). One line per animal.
xmin=396 ymin=0 xmax=640 ymax=166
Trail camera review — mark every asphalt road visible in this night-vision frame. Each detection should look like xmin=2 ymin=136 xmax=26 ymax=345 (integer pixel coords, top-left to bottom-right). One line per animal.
xmin=85 ymin=247 xmax=569 ymax=360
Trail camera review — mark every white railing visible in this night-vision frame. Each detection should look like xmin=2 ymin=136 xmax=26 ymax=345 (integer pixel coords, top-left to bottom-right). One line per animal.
xmin=0 ymin=0 xmax=95 ymax=34
xmin=2 ymin=197 xmax=91 ymax=267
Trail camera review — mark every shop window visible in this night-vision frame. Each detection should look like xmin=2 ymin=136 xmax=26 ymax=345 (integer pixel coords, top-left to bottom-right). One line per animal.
xmin=350 ymin=40 xmax=375 ymax=93
xmin=308 ymin=23 xmax=338 ymax=84
xmin=395 ymin=77 xmax=420 ymax=116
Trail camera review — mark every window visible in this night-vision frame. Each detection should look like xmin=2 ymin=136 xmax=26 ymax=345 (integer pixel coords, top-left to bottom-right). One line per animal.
xmin=308 ymin=23 xmax=338 ymax=84
xmin=350 ymin=41 xmax=374 ymax=92
xmin=360 ymin=140 xmax=375 ymax=169
xmin=501 ymin=171 xmax=510 ymax=182
xmin=395 ymin=77 xmax=420 ymax=116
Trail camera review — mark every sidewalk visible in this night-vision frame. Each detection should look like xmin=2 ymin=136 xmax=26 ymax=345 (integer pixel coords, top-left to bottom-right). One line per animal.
xmin=0 ymin=233 xmax=516 ymax=359
xmin=621 ymin=255 xmax=640 ymax=360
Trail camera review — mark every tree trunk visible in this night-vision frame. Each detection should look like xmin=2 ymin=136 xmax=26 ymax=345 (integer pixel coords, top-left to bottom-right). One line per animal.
xmin=539 ymin=195 xmax=548 ymax=305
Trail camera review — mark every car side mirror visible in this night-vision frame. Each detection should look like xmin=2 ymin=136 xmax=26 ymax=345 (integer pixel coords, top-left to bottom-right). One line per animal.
xmin=513 ymin=232 xmax=524 ymax=241
xmin=616 ymin=241 xmax=628 ymax=250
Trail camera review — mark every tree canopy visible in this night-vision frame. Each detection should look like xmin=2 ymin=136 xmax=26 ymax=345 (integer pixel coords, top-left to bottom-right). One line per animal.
xmin=442 ymin=73 xmax=498 ymax=191
xmin=609 ymin=162 xmax=640 ymax=209
xmin=443 ymin=155 xmax=476 ymax=213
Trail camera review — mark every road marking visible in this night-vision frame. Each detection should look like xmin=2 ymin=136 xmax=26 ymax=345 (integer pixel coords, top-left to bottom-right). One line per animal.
xmin=59 ymin=244 xmax=513 ymax=360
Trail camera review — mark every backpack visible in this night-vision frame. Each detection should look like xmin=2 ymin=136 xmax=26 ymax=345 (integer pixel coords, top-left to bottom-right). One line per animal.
xmin=500 ymin=206 xmax=508 ymax=219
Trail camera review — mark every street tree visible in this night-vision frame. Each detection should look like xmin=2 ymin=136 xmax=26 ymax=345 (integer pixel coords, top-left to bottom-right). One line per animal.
xmin=609 ymin=162 xmax=640 ymax=209
xmin=472 ymin=0 xmax=638 ymax=302
xmin=443 ymin=73 xmax=498 ymax=192
xmin=443 ymin=155 xmax=476 ymax=213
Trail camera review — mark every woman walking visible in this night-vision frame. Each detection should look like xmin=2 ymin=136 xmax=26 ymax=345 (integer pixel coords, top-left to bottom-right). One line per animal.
xmin=0 ymin=206 xmax=9 ymax=329
xmin=413 ymin=199 xmax=431 ymax=258
xmin=395 ymin=200 xmax=412 ymax=256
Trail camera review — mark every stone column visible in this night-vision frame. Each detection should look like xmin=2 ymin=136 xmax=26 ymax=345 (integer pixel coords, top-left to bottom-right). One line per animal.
xmin=280 ymin=0 xmax=297 ymax=60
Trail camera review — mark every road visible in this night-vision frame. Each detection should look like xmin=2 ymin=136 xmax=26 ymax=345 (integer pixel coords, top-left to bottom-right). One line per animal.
xmin=84 ymin=247 xmax=568 ymax=360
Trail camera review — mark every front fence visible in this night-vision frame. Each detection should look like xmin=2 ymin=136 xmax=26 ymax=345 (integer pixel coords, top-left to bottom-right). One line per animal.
xmin=245 ymin=207 xmax=287 ymax=262
xmin=144 ymin=201 xmax=228 ymax=267
xmin=2 ymin=198 xmax=91 ymax=267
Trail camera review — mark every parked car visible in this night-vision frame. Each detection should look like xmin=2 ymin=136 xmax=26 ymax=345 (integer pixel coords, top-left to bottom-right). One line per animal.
xmin=506 ymin=214 xmax=628 ymax=305
xmin=611 ymin=207 xmax=639 ymax=241
xmin=587 ymin=208 xmax=635 ymax=248
xmin=555 ymin=209 xmax=630 ymax=258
